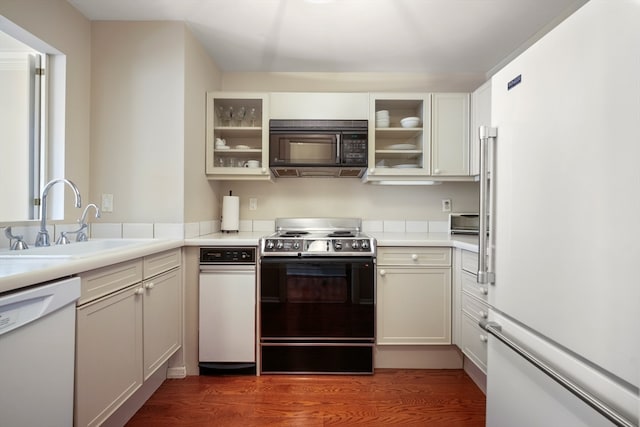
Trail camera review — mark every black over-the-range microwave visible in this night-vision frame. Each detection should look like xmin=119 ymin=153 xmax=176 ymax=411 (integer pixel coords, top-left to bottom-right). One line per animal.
xmin=269 ymin=119 xmax=368 ymax=178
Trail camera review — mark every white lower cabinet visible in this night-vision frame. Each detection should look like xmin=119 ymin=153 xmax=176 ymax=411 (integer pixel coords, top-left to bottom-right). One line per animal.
xmin=76 ymin=285 xmax=143 ymax=427
xmin=75 ymin=248 xmax=182 ymax=427
xmin=376 ymin=247 xmax=451 ymax=345
xmin=454 ymin=249 xmax=488 ymax=374
xmin=142 ymin=268 xmax=182 ymax=380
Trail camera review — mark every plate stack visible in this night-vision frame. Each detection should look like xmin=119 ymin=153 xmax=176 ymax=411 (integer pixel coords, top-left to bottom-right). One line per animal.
xmin=375 ymin=110 xmax=390 ymax=128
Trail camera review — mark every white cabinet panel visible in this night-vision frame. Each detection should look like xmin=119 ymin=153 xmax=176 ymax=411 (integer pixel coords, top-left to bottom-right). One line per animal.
xmin=377 ymin=267 xmax=451 ymax=345
xmin=470 ymin=81 xmax=491 ymax=176
xmin=143 ymin=268 xmax=182 ymax=380
xmin=270 ymin=92 xmax=369 ymax=119
xmin=431 ymin=93 xmax=470 ymax=176
xmin=76 ymin=285 xmax=143 ymax=427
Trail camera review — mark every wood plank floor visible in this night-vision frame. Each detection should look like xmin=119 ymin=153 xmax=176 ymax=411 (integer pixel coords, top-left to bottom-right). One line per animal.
xmin=126 ymin=369 xmax=486 ymax=426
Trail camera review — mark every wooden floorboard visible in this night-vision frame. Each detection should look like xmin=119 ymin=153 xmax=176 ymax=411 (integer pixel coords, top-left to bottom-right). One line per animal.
xmin=126 ymin=369 xmax=486 ymax=426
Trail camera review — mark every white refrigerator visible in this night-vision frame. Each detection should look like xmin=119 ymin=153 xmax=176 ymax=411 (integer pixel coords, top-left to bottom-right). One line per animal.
xmin=478 ymin=0 xmax=640 ymax=426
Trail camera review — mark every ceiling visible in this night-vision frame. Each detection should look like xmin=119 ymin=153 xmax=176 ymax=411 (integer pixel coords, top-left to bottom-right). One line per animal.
xmin=66 ymin=0 xmax=585 ymax=75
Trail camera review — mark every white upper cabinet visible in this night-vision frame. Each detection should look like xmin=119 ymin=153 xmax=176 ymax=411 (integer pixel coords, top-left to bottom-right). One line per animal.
xmin=366 ymin=92 xmax=473 ymax=182
xmin=470 ymin=81 xmax=491 ymax=176
xmin=205 ymin=92 xmax=270 ymax=180
xmin=269 ymin=92 xmax=369 ymax=120
xmin=431 ymin=93 xmax=470 ymax=176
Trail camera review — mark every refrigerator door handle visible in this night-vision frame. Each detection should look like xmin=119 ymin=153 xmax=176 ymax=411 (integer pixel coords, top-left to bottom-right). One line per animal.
xmin=479 ymin=319 xmax=637 ymax=427
xmin=478 ymin=126 xmax=496 ymax=285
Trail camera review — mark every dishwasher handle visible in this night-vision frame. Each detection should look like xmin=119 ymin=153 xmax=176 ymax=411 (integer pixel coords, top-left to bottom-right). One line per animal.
xmin=200 ymin=264 xmax=256 ymax=273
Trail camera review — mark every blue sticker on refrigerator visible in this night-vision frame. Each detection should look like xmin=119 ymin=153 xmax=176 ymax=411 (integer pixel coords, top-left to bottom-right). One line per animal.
xmin=508 ymin=74 xmax=522 ymax=90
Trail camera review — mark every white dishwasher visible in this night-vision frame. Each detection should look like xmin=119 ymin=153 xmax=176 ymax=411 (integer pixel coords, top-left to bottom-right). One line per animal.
xmin=0 ymin=276 xmax=80 ymax=427
xmin=199 ymin=247 xmax=256 ymax=374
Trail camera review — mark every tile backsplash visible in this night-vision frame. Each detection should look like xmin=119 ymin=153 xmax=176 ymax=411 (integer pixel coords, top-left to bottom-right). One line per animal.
xmin=2 ymin=218 xmax=449 ymax=249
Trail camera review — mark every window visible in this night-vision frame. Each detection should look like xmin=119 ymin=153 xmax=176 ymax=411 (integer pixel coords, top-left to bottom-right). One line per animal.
xmin=0 ymin=24 xmax=47 ymax=222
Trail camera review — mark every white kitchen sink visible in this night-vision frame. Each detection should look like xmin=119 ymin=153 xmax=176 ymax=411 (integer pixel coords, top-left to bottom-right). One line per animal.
xmin=0 ymin=239 xmax=154 ymax=259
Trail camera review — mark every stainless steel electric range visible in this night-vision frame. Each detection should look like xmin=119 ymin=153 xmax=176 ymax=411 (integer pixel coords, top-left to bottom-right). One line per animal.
xmin=259 ymin=218 xmax=376 ymax=374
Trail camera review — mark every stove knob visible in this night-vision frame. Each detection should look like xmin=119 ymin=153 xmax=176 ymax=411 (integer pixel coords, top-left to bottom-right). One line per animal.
xmin=292 ymin=241 xmax=301 ymax=250
xmin=266 ymin=240 xmax=275 ymax=249
xmin=361 ymin=240 xmax=370 ymax=249
xmin=276 ymin=241 xmax=284 ymax=249
xmin=351 ymin=240 xmax=360 ymax=249
xmin=334 ymin=241 xmax=343 ymax=250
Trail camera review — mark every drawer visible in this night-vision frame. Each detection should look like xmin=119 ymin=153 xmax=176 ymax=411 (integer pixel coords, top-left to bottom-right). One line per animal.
xmin=79 ymin=259 xmax=143 ymax=305
xmin=462 ymin=292 xmax=489 ymax=322
xmin=461 ymin=250 xmax=478 ymax=274
xmin=378 ymin=247 xmax=451 ymax=267
xmin=144 ymin=248 xmax=181 ymax=279
xmin=461 ymin=312 xmax=487 ymax=373
xmin=461 ymin=270 xmax=488 ymax=303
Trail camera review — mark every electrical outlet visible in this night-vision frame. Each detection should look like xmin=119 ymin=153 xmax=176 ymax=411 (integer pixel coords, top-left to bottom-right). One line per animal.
xmin=249 ymin=197 xmax=258 ymax=211
xmin=102 ymin=193 xmax=113 ymax=213
xmin=442 ymin=199 xmax=451 ymax=212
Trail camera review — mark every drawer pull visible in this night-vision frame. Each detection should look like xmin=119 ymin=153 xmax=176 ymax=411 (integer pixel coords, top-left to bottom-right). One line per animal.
xmin=478 ymin=310 xmax=488 ymax=319
xmin=411 ymin=254 xmax=418 ymax=261
xmin=379 ymin=269 xmax=386 ymax=277
xmin=479 ymin=335 xmax=488 ymax=343
xmin=479 ymin=287 xmax=488 ymax=295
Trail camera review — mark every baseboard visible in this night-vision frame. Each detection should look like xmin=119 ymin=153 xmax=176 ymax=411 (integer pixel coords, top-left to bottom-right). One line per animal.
xmin=374 ymin=345 xmax=463 ymax=369
xmin=463 ymin=357 xmax=487 ymax=394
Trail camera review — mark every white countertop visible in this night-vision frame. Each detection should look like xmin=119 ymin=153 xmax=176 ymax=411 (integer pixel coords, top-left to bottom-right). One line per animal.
xmin=0 ymin=239 xmax=183 ymax=295
xmin=2 ymin=232 xmax=478 ymax=296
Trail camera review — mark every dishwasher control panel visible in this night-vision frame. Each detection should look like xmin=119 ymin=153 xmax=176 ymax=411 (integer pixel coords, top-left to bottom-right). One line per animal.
xmin=200 ymin=247 xmax=256 ymax=264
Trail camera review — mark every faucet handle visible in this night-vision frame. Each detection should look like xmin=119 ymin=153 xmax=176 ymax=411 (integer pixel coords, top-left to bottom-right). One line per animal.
xmin=5 ymin=227 xmax=29 ymax=250
xmin=56 ymin=231 xmax=72 ymax=245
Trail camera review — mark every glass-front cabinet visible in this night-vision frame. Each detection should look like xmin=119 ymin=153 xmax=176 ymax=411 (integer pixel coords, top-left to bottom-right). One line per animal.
xmin=368 ymin=94 xmax=431 ymax=177
xmin=205 ymin=92 xmax=270 ymax=180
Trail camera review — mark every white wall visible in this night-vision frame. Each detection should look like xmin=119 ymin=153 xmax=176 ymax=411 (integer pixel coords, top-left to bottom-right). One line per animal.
xmin=221 ymin=180 xmax=478 ymax=222
xmin=184 ymin=26 xmax=223 ymax=223
xmin=90 ymin=21 xmax=187 ymax=223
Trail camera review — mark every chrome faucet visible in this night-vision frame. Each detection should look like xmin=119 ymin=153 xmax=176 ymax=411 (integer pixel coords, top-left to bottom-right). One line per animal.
xmin=35 ymin=178 xmax=82 ymax=247
xmin=76 ymin=203 xmax=101 ymax=242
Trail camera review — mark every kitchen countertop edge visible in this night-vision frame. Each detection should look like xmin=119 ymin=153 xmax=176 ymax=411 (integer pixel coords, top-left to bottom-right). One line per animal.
xmin=186 ymin=232 xmax=479 ymax=252
xmin=0 ymin=239 xmax=183 ymax=295
xmin=3 ymin=233 xmax=478 ymax=295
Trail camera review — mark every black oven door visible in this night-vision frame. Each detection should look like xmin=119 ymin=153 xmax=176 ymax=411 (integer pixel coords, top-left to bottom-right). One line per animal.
xmin=260 ymin=256 xmax=375 ymax=341
xmin=269 ymin=132 xmax=339 ymax=166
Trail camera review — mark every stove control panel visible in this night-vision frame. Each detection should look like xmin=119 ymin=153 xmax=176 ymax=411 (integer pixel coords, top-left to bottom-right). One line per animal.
xmin=261 ymin=238 xmax=375 ymax=255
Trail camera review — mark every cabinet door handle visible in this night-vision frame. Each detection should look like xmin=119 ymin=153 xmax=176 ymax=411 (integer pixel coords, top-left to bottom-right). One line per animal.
xmin=434 ymin=168 xmax=441 ymax=174
xmin=135 ymin=287 xmax=144 ymax=296
xmin=478 ymin=310 xmax=488 ymax=319
xmin=479 ymin=335 xmax=488 ymax=343
xmin=144 ymin=282 xmax=155 ymax=290
xmin=479 ymin=287 xmax=488 ymax=295
xmin=379 ymin=269 xmax=386 ymax=277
